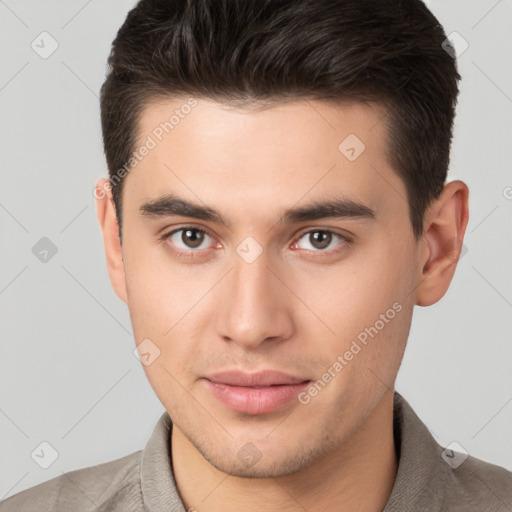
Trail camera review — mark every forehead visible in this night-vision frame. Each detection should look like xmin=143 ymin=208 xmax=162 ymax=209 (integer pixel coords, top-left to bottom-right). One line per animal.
xmin=122 ymin=96 xmax=406 ymax=229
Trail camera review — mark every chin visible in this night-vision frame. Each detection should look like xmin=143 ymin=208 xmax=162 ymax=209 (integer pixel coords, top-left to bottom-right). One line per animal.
xmin=196 ymin=439 xmax=324 ymax=479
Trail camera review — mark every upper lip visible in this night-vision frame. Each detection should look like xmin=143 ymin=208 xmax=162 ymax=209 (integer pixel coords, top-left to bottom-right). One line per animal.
xmin=204 ymin=370 xmax=310 ymax=387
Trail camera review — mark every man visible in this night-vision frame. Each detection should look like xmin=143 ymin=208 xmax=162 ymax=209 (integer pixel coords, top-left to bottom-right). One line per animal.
xmin=2 ymin=0 xmax=511 ymax=510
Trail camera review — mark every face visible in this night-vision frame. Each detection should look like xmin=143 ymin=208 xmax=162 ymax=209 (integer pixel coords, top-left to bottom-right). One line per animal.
xmin=100 ymin=97 xmax=424 ymax=478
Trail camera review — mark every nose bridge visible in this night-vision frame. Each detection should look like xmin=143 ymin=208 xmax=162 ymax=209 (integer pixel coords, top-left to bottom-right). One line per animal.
xmin=215 ymin=248 xmax=293 ymax=348
xmin=233 ymin=251 xmax=272 ymax=307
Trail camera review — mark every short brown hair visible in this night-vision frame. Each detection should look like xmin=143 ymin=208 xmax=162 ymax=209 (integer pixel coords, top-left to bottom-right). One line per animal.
xmin=100 ymin=0 xmax=461 ymax=242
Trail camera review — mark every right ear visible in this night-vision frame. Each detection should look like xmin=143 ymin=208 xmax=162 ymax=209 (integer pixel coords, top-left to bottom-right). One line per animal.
xmin=95 ymin=178 xmax=128 ymax=304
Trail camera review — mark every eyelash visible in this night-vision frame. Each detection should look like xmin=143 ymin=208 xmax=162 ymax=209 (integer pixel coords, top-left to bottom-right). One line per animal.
xmin=160 ymin=226 xmax=351 ymax=260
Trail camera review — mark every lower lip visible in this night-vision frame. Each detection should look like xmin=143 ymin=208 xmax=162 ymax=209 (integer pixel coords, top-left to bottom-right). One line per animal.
xmin=203 ymin=379 xmax=311 ymax=415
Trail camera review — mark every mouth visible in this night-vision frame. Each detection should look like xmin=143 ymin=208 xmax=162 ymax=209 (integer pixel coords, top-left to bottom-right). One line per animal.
xmin=202 ymin=370 xmax=312 ymax=415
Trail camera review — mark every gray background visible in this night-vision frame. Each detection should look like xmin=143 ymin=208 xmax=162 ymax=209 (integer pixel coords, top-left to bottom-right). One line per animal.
xmin=1 ymin=0 xmax=511 ymax=499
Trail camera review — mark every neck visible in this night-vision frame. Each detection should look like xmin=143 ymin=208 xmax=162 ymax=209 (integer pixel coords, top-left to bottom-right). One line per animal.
xmin=171 ymin=391 xmax=398 ymax=512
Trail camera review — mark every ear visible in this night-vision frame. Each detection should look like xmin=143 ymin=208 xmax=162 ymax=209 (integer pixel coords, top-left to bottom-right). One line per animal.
xmin=95 ymin=178 xmax=128 ymax=304
xmin=415 ymin=180 xmax=469 ymax=307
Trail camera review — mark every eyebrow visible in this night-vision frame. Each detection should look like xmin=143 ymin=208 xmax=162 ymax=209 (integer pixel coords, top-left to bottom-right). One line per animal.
xmin=139 ymin=193 xmax=376 ymax=227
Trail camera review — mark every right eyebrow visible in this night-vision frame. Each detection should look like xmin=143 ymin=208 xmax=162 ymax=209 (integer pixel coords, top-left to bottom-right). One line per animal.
xmin=139 ymin=194 xmax=230 ymax=226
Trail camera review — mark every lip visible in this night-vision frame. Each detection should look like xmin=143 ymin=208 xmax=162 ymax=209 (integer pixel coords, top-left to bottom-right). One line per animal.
xmin=202 ymin=370 xmax=311 ymax=415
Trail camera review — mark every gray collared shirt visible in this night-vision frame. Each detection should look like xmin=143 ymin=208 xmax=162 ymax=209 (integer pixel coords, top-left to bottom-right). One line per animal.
xmin=1 ymin=391 xmax=511 ymax=511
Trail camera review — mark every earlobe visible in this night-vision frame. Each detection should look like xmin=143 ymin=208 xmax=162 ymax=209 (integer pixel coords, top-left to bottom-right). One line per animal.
xmin=415 ymin=180 xmax=469 ymax=307
xmin=95 ymin=178 xmax=128 ymax=304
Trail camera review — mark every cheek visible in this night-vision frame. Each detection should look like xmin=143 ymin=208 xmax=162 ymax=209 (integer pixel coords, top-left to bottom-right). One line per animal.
xmin=123 ymin=247 xmax=208 ymax=391
xmin=129 ymin=287 xmax=204 ymax=414
xmin=124 ymin=240 xmax=209 ymax=333
xmin=291 ymin=242 xmax=414 ymax=374
xmin=301 ymin=249 xmax=410 ymax=327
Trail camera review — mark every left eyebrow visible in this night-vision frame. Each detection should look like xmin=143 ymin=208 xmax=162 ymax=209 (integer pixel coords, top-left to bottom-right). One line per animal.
xmin=138 ymin=193 xmax=376 ymax=227
xmin=281 ymin=197 xmax=376 ymax=223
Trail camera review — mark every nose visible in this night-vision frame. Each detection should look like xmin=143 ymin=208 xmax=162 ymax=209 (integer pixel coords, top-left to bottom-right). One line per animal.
xmin=214 ymin=249 xmax=295 ymax=350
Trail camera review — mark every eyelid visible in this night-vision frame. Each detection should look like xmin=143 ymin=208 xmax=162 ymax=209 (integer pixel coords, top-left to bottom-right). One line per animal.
xmin=295 ymin=226 xmax=352 ymax=241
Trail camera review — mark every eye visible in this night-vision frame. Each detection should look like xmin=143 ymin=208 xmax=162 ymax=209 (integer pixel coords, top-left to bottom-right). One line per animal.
xmin=293 ymin=229 xmax=347 ymax=252
xmin=166 ymin=227 xmax=215 ymax=251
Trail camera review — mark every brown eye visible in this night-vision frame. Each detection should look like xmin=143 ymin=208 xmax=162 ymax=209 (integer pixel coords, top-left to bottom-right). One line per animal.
xmin=166 ymin=228 xmax=212 ymax=251
xmin=181 ymin=229 xmax=205 ymax=248
xmin=294 ymin=229 xmax=347 ymax=253
xmin=309 ymin=231 xmax=332 ymax=249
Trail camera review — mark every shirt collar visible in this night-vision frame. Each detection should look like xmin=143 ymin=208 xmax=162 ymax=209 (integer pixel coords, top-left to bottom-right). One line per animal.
xmin=383 ymin=392 xmax=448 ymax=510
xmin=140 ymin=410 xmax=186 ymax=512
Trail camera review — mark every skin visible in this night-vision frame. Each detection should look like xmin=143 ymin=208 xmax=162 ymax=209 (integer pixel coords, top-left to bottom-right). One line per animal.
xmin=95 ymin=97 xmax=469 ymax=511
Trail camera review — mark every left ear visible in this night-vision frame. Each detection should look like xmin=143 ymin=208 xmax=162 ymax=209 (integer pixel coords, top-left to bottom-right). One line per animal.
xmin=415 ymin=180 xmax=469 ymax=307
